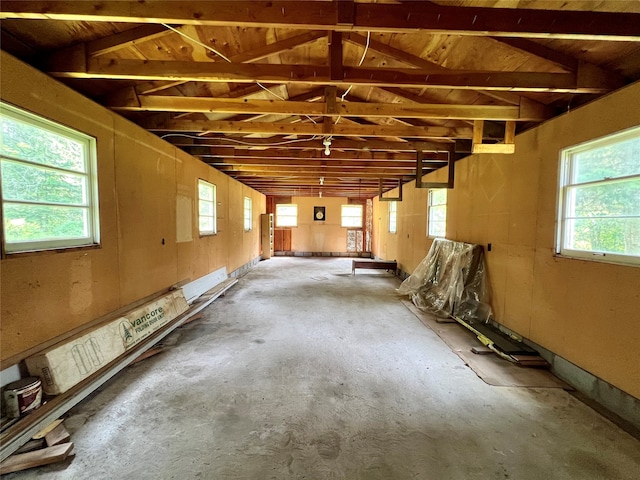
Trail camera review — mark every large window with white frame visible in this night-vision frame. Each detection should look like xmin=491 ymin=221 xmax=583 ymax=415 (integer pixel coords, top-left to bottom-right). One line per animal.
xmin=428 ymin=189 xmax=447 ymax=238
xmin=275 ymin=203 xmax=298 ymax=227
xmin=557 ymin=126 xmax=640 ymax=265
xmin=244 ymin=196 xmax=252 ymax=232
xmin=388 ymin=201 xmax=397 ymax=234
xmin=341 ymin=204 xmax=363 ymax=228
xmin=1 ymin=102 xmax=99 ymax=254
xmin=198 ymin=179 xmax=216 ymax=235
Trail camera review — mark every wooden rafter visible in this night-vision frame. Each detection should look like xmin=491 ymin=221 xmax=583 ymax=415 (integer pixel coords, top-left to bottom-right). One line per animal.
xmin=107 ymin=92 xmax=550 ymax=121
xmin=182 ymin=147 xmax=449 ymax=162
xmin=143 ymin=118 xmax=476 ymax=139
xmin=167 ymin=137 xmax=452 ymax=153
xmin=2 ymin=2 xmax=639 ymax=40
xmin=48 ymin=58 xmax=622 ymax=93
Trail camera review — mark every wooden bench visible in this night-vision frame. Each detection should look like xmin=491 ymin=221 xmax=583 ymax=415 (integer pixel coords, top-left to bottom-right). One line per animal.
xmin=352 ymin=260 xmax=397 ymax=275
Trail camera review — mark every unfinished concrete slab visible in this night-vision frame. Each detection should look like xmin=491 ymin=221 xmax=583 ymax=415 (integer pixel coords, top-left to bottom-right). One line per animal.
xmin=6 ymin=258 xmax=640 ymax=479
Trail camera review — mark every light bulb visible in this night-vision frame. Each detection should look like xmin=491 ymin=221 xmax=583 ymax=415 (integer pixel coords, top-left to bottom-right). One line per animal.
xmin=324 ymin=146 xmax=330 ymax=156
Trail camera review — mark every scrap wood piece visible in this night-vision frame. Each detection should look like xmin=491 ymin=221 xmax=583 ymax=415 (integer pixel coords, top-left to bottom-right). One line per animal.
xmin=129 ymin=346 xmax=165 ymax=366
xmin=45 ymin=423 xmax=71 ymax=447
xmin=32 ymin=419 xmax=64 ymax=440
xmin=513 ymin=355 xmax=550 ymax=368
xmin=14 ymin=439 xmax=46 ymax=455
xmin=471 ymin=346 xmax=493 ymax=355
xmin=0 ymin=442 xmax=74 ymax=475
xmin=180 ymin=312 xmax=204 ymax=326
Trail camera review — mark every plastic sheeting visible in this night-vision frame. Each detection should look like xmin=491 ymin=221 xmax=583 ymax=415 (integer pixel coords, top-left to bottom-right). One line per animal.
xmin=397 ymin=238 xmax=493 ymax=323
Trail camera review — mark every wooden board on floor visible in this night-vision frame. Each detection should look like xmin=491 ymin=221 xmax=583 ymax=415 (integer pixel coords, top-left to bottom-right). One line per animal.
xmin=400 ymin=299 xmax=571 ymax=389
xmin=45 ymin=424 xmax=70 ymax=447
xmin=0 ymin=442 xmax=74 ymax=475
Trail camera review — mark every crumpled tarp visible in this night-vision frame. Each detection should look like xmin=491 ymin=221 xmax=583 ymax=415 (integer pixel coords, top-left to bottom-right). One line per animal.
xmin=397 ymin=238 xmax=493 ymax=323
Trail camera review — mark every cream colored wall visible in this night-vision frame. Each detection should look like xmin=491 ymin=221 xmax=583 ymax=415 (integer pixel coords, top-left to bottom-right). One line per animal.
xmin=0 ymin=52 xmax=264 ymax=363
xmin=374 ymin=82 xmax=640 ymax=399
xmin=289 ymin=196 xmax=352 ymax=252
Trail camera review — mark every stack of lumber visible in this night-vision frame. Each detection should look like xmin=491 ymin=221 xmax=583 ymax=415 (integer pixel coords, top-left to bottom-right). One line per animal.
xmin=0 ymin=419 xmax=73 ymax=475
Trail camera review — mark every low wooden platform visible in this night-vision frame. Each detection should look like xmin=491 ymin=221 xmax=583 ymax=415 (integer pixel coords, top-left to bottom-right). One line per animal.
xmin=352 ymin=260 xmax=397 ymax=275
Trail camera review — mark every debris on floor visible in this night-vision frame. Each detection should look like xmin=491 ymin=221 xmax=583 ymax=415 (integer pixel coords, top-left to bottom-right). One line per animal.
xmin=0 ymin=419 xmax=73 ymax=474
xmin=397 ymin=239 xmax=548 ymax=368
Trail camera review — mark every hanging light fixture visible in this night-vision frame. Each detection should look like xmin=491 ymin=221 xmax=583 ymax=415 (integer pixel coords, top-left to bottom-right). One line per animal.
xmin=323 ymin=137 xmax=332 ymax=156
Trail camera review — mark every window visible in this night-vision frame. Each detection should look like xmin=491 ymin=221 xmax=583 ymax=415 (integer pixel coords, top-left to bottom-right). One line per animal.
xmin=428 ymin=189 xmax=447 ymax=238
xmin=276 ymin=204 xmax=297 ymax=227
xmin=1 ymin=102 xmax=99 ymax=254
xmin=388 ymin=201 xmax=397 ymax=233
xmin=557 ymin=126 xmax=640 ymax=265
xmin=244 ymin=196 xmax=252 ymax=231
xmin=341 ymin=204 xmax=363 ymax=228
xmin=198 ymin=179 xmax=216 ymax=235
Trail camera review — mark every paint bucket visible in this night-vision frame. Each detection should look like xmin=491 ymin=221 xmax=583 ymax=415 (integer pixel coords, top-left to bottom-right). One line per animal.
xmin=2 ymin=377 xmax=42 ymax=418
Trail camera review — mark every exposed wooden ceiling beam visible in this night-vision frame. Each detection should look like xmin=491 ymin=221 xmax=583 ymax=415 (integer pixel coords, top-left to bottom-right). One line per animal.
xmin=49 ymin=58 xmax=621 ymax=93
xmin=167 ymin=137 xmax=452 ymax=152
xmin=217 ymin=166 xmax=417 ymax=176
xmin=144 ymin=118 xmax=476 ymax=139
xmin=87 ymin=24 xmax=170 ymax=57
xmin=2 ymin=2 xmax=639 ymax=40
xmin=183 ymin=147 xmax=449 ymax=162
xmin=346 ymin=32 xmax=528 ymax=107
xmin=206 ymin=158 xmax=441 ymax=170
xmin=490 ymin=37 xmax=627 ymax=87
xmin=108 ymin=92 xmax=549 ymax=121
xmin=344 ymin=32 xmax=449 ymax=72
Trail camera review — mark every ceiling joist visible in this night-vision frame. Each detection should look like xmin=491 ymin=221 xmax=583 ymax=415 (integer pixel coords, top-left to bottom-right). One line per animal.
xmin=2 ymin=2 xmax=639 ymax=40
xmin=108 ymin=91 xmax=550 ymax=121
xmin=144 ymin=118 xmax=477 ymax=139
xmin=48 ymin=57 xmax=622 ymax=93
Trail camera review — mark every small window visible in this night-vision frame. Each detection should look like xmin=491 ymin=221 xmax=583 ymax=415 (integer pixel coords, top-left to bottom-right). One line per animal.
xmin=276 ymin=204 xmax=297 ymax=227
xmin=428 ymin=189 xmax=447 ymax=238
xmin=1 ymin=102 xmax=99 ymax=254
xmin=244 ymin=196 xmax=252 ymax=231
xmin=198 ymin=179 xmax=216 ymax=235
xmin=388 ymin=201 xmax=397 ymax=234
xmin=557 ymin=126 xmax=640 ymax=265
xmin=341 ymin=204 xmax=363 ymax=228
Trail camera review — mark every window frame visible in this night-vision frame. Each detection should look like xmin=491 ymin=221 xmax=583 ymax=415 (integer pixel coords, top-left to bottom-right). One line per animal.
xmin=243 ymin=196 xmax=252 ymax=232
xmin=556 ymin=126 xmax=640 ymax=266
xmin=1 ymin=102 xmax=100 ymax=254
xmin=275 ymin=203 xmax=298 ymax=227
xmin=427 ymin=188 xmax=447 ymax=238
xmin=388 ymin=201 xmax=397 ymax=234
xmin=198 ymin=179 xmax=217 ymax=236
xmin=341 ymin=204 xmax=363 ymax=228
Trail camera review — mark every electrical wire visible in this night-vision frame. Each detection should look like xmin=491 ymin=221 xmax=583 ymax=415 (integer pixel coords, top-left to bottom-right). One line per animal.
xmin=160 ymin=133 xmax=320 ymax=146
xmin=334 ymin=31 xmax=371 ymax=128
xmin=162 ymin=24 xmax=232 ymax=62
xmin=162 ymin=23 xmax=318 ymax=124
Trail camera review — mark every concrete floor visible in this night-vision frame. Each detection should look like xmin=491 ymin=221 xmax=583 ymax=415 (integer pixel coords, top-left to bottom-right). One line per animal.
xmin=8 ymin=257 xmax=640 ymax=479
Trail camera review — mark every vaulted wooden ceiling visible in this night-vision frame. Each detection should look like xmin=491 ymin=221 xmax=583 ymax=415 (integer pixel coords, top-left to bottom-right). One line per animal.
xmin=2 ymin=1 xmax=639 ymax=198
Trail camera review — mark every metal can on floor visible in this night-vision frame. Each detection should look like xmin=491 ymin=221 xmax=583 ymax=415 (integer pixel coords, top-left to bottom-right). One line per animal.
xmin=3 ymin=377 xmax=42 ymax=418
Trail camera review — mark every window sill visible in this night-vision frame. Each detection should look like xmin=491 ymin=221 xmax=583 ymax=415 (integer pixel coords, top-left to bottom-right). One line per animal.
xmin=553 ymin=252 xmax=639 ymax=268
xmin=3 ymin=243 xmax=101 ymax=259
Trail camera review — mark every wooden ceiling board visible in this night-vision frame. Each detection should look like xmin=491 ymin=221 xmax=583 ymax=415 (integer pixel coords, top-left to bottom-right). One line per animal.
xmin=1 ymin=0 xmax=638 ymax=198
xmin=0 ymin=19 xmax=131 ymax=50
xmin=535 ymin=39 xmax=640 ymax=78
xmin=276 ymin=36 xmax=328 ymax=66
